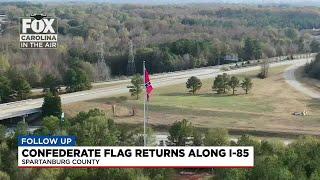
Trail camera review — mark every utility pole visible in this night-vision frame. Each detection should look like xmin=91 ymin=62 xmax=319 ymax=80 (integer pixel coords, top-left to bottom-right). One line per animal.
xmin=127 ymin=40 xmax=136 ymax=76
xmin=95 ymin=34 xmax=109 ymax=81
xmin=143 ymin=60 xmax=146 ymax=146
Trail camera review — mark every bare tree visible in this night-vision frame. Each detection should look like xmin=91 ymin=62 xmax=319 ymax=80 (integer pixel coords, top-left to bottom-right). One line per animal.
xmin=258 ymin=59 xmax=270 ymax=79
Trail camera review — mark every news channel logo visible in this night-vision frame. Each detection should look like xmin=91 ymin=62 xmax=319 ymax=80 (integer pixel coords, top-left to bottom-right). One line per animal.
xmin=20 ymin=14 xmax=58 ymax=49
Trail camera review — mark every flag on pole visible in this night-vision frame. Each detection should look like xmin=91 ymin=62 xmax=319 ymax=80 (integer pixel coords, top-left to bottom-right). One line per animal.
xmin=144 ymin=69 xmax=153 ymax=101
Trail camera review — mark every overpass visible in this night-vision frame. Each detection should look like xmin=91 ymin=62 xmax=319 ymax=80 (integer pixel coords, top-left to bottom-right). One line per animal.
xmin=0 ymin=54 xmax=315 ymax=121
xmin=0 ymin=99 xmax=43 ymax=120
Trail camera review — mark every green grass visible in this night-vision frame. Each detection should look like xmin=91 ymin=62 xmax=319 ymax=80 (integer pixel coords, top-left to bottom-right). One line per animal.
xmin=65 ymin=65 xmax=320 ymax=135
xmin=98 ymin=65 xmax=289 ymax=119
xmin=128 ymin=93 xmax=274 ymax=114
xmin=123 ymin=66 xmax=289 ymax=114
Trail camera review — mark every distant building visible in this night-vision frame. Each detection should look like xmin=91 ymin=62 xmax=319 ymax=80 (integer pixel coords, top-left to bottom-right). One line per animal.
xmin=224 ymin=54 xmax=239 ymax=62
xmin=0 ymin=14 xmax=7 ymax=22
xmin=0 ymin=14 xmax=7 ymax=34
xmin=313 ymin=27 xmax=320 ymax=31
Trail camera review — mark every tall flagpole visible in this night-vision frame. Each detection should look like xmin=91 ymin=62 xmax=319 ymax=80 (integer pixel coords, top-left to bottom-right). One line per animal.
xmin=143 ymin=60 xmax=146 ymax=146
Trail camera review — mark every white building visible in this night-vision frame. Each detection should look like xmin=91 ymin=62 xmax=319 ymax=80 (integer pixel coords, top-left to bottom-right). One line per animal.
xmin=0 ymin=14 xmax=7 ymax=34
xmin=224 ymin=54 xmax=239 ymax=62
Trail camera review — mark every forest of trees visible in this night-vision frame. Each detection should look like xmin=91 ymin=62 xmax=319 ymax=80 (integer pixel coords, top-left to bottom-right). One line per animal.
xmin=0 ymin=110 xmax=320 ymax=179
xmin=0 ymin=2 xmax=319 ymax=101
xmin=168 ymin=119 xmax=320 ymax=179
xmin=305 ymin=53 xmax=320 ymax=80
xmin=0 ymin=2 xmax=319 ymax=179
xmin=0 ymin=109 xmax=173 ymax=179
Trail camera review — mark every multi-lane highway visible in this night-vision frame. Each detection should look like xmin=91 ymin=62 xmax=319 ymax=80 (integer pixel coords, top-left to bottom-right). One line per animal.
xmin=0 ymin=57 xmax=313 ymax=120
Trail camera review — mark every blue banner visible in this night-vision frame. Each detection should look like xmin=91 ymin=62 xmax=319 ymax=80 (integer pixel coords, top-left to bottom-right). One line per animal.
xmin=18 ymin=136 xmax=76 ymax=146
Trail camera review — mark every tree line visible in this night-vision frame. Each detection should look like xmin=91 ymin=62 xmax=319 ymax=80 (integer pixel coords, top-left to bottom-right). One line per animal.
xmin=0 ymin=3 xmax=319 ymax=96
xmin=127 ymin=73 xmax=253 ymax=100
xmin=0 ymin=68 xmax=31 ymax=103
xmin=168 ymin=119 xmax=320 ymax=180
xmin=0 ymin=109 xmax=174 ymax=179
xmin=305 ymin=53 xmax=320 ymax=80
xmin=186 ymin=74 xmax=253 ymax=95
xmin=0 ymin=110 xmax=319 ymax=179
xmin=0 ymin=58 xmax=92 ymax=103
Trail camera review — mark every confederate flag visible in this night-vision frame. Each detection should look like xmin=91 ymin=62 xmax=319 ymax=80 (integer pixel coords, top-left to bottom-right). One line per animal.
xmin=144 ymin=69 xmax=153 ymax=101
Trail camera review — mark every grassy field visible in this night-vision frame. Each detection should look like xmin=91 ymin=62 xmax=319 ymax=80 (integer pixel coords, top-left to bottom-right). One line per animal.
xmin=63 ymin=65 xmax=320 ymax=136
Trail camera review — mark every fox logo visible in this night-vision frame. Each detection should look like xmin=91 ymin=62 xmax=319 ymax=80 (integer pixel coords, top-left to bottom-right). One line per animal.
xmin=21 ymin=14 xmax=57 ymax=34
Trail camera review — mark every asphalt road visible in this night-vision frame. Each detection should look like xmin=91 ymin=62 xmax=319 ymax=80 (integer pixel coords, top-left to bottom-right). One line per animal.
xmin=0 ymin=58 xmax=313 ymax=120
xmin=284 ymin=60 xmax=320 ymax=99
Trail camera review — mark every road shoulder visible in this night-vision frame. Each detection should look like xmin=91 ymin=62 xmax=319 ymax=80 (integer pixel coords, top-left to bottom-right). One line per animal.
xmin=284 ymin=63 xmax=320 ymax=99
xmin=295 ymin=66 xmax=320 ymax=94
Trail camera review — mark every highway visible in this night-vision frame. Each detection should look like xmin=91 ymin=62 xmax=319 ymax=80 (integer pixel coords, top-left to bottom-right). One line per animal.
xmin=0 ymin=57 xmax=314 ymax=120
